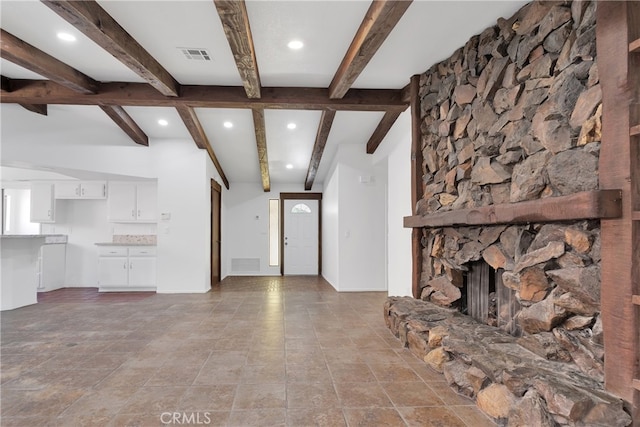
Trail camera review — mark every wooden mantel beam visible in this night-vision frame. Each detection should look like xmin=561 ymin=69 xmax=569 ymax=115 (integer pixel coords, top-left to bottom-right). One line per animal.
xmin=251 ymin=108 xmax=270 ymax=192
xmin=99 ymin=105 xmax=148 ymax=146
xmin=404 ymin=190 xmax=623 ymax=229
xmin=1 ymin=80 xmax=408 ymax=111
xmin=176 ymin=106 xmax=230 ymax=190
xmin=305 ymin=110 xmax=336 ymax=191
xmin=42 ymin=0 xmax=180 ymax=97
xmin=0 ymin=29 xmax=98 ymax=94
xmin=214 ymin=0 xmax=261 ymax=99
xmin=329 ymin=0 xmax=412 ymax=99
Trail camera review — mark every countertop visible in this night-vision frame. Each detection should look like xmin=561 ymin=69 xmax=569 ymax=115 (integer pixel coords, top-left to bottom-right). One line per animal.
xmin=1 ymin=234 xmax=67 ymax=244
xmin=95 ymin=242 xmax=156 ymax=247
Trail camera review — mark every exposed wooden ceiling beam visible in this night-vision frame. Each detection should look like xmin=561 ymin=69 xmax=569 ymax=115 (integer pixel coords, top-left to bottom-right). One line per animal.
xmin=175 ymin=105 xmax=230 ymax=189
xmin=305 ymin=110 xmax=336 ymax=191
xmin=214 ymin=0 xmax=261 ymax=99
xmin=328 ymin=0 xmax=412 ymax=99
xmin=3 ymin=75 xmax=48 ymax=116
xmin=42 ymin=0 xmax=180 ymax=97
xmin=252 ymin=109 xmax=270 ymax=192
xmin=19 ymin=103 xmax=48 ymax=116
xmin=366 ymin=110 xmax=402 ymax=154
xmin=99 ymin=105 xmax=148 ymax=146
xmin=0 ymin=29 xmax=98 ymax=94
xmin=1 ymin=75 xmax=13 ymax=92
xmin=2 ymin=80 xmax=408 ymax=112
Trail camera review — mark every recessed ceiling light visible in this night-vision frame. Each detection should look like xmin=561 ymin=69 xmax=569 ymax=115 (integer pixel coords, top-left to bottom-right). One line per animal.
xmin=286 ymin=164 xmax=293 ymax=169
xmin=223 ymin=121 xmax=233 ymax=129
xmin=287 ymin=123 xmax=296 ymax=130
xmin=287 ymin=40 xmax=304 ymax=50
xmin=158 ymin=119 xmax=168 ymax=126
xmin=57 ymin=32 xmax=76 ymax=42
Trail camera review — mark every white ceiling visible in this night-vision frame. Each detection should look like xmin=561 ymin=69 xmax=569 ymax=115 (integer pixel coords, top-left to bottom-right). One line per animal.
xmin=0 ymin=0 xmax=528 ymax=186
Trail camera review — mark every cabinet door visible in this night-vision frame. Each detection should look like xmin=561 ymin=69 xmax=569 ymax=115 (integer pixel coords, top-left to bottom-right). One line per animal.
xmin=136 ymin=183 xmax=157 ymax=222
xmin=98 ymin=257 xmax=128 ymax=286
xmin=107 ymin=182 xmax=136 ymax=222
xmin=55 ymin=182 xmax=81 ymax=199
xmin=128 ymin=257 xmax=156 ymax=287
xmin=79 ymin=182 xmax=106 ymax=199
xmin=30 ymin=183 xmax=55 ymax=223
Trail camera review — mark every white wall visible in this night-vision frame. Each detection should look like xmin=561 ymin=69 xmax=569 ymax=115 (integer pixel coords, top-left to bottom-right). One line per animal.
xmin=321 ymin=167 xmax=339 ymax=288
xmin=321 ymin=144 xmax=387 ymax=292
xmin=372 ymin=111 xmax=413 ymax=297
xmin=154 ymin=139 xmax=215 ymax=293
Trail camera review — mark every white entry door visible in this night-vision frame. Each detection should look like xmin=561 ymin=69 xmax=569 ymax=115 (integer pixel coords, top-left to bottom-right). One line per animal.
xmin=284 ymin=199 xmax=319 ymax=275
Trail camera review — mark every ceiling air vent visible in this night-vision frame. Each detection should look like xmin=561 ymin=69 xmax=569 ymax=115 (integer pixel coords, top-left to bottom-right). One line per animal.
xmin=179 ymin=47 xmax=211 ymax=61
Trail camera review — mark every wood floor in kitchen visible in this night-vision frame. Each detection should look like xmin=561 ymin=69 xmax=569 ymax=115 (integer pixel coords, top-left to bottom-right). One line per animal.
xmin=1 ymin=276 xmax=496 ymax=426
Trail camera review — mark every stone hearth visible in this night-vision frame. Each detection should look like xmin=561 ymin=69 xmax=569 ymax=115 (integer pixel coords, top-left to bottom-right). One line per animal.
xmin=384 ymin=297 xmax=631 ymax=426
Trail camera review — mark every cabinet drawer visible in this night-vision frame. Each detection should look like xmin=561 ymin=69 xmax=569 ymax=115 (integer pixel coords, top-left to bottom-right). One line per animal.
xmin=98 ymin=247 xmax=128 ymax=257
xmin=128 ymin=247 xmax=156 ymax=257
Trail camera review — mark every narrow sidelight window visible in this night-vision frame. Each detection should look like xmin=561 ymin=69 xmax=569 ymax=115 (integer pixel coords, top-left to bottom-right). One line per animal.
xmin=269 ymin=199 xmax=279 ymax=266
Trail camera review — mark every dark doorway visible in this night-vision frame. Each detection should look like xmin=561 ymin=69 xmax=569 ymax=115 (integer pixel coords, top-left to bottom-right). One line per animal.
xmin=211 ymin=179 xmax=222 ymax=286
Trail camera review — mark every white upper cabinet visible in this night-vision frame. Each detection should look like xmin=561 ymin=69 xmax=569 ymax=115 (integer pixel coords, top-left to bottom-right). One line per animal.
xmin=30 ymin=182 xmax=55 ymax=223
xmin=55 ymin=181 xmax=106 ymax=199
xmin=107 ymin=182 xmax=157 ymax=223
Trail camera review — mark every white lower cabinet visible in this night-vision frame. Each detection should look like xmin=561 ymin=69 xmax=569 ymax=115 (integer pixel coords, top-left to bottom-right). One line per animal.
xmin=97 ymin=246 xmax=156 ymax=291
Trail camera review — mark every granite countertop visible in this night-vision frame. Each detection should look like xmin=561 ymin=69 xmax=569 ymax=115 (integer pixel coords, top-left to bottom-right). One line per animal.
xmin=95 ymin=242 xmax=157 ymax=247
xmin=1 ymin=234 xmax=67 ymax=243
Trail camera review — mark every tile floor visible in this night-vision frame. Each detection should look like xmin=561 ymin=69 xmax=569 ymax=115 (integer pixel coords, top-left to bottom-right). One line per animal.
xmin=1 ymin=276 xmax=496 ymax=426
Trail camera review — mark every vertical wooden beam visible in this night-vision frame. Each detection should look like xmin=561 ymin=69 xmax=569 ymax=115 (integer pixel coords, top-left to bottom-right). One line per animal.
xmin=305 ymin=109 xmax=336 ymax=191
xmin=252 ymin=108 xmax=270 ymax=192
xmin=596 ymin=0 xmax=639 ymax=415
xmin=409 ymin=75 xmax=423 ymax=299
xmin=366 ymin=110 xmax=402 ymax=154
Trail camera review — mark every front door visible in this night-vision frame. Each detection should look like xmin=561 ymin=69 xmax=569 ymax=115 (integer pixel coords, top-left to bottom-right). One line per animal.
xmin=283 ymin=199 xmax=319 ymax=275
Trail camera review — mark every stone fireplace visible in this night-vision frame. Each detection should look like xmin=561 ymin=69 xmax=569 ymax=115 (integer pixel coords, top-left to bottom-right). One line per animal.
xmin=385 ymin=0 xmax=633 ymax=425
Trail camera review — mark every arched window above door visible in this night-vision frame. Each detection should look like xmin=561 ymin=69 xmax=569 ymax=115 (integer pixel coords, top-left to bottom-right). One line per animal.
xmin=290 ymin=203 xmax=311 ymax=214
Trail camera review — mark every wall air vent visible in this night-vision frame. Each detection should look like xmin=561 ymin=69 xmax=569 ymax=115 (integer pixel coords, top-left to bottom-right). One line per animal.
xmin=179 ymin=47 xmax=211 ymax=61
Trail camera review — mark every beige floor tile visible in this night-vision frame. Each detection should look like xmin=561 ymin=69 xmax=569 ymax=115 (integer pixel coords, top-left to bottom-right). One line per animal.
xmin=1 ymin=276 xmax=497 ymax=426
xmin=227 ymin=408 xmax=285 ymax=427
xmin=334 ymin=382 xmax=393 ymax=408
xmin=286 ymin=407 xmax=347 ymax=427
xmin=343 ymin=407 xmax=406 ymax=427
xmin=398 ymin=406 xmax=468 ymax=427
xmin=286 ymin=382 xmax=339 ymax=408
xmin=382 ymin=381 xmax=445 ymax=407
xmin=233 ymin=383 xmax=286 ymax=410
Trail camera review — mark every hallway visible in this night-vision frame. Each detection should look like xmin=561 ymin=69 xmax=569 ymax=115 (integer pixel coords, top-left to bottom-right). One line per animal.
xmin=1 ymin=276 xmax=495 ymax=426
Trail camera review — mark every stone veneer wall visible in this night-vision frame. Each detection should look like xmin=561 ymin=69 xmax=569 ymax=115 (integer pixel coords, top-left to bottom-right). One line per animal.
xmin=389 ymin=0 xmax=631 ymax=425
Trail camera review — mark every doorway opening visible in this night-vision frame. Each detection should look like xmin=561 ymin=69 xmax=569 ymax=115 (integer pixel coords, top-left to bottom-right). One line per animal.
xmin=210 ymin=179 xmax=221 ymax=286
